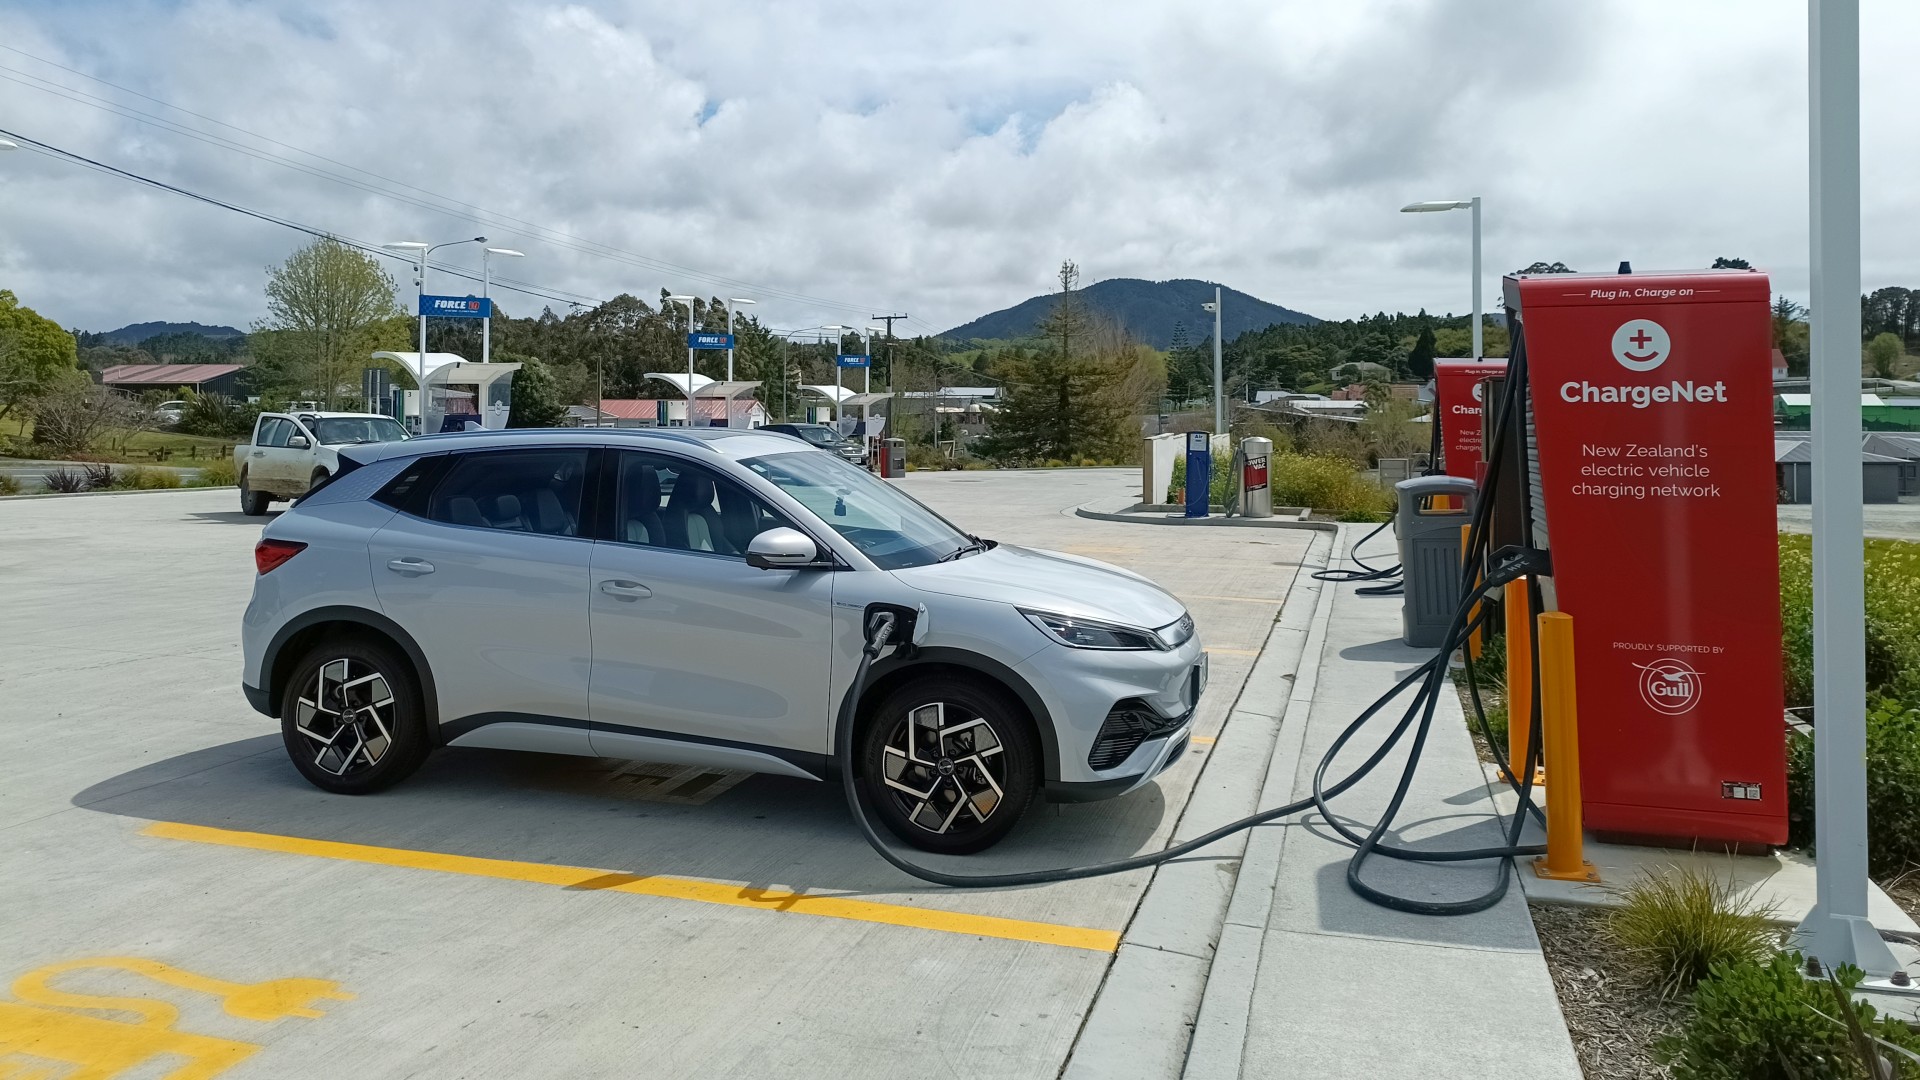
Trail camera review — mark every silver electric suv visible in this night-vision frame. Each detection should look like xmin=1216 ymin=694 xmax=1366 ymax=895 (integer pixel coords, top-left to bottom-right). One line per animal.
xmin=241 ymin=429 xmax=1205 ymax=853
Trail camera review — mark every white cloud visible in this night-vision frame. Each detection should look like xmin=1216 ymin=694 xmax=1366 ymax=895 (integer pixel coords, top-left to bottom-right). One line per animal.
xmin=0 ymin=0 xmax=1914 ymax=335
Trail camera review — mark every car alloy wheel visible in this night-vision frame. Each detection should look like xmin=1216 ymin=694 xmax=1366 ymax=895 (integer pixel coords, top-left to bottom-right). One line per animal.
xmin=862 ymin=676 xmax=1037 ymax=854
xmin=293 ymin=657 xmax=397 ymax=777
xmin=881 ymin=701 xmax=1009 ymax=835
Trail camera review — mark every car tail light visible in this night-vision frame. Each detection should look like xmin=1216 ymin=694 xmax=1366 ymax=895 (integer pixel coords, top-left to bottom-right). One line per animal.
xmin=255 ymin=539 xmax=308 ymax=575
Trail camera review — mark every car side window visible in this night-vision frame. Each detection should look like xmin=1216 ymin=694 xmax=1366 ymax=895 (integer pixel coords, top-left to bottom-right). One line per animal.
xmin=612 ymin=451 xmax=791 ymax=557
xmin=258 ymin=418 xmax=290 ymax=448
xmin=426 ymin=448 xmax=588 ymax=537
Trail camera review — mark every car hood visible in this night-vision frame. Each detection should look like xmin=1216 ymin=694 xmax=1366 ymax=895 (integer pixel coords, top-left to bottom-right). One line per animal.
xmin=893 ymin=544 xmax=1186 ymax=629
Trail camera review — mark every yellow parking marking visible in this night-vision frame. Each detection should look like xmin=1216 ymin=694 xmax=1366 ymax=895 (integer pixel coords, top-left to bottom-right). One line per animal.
xmin=145 ymin=822 xmax=1119 ymax=954
xmin=1190 ymin=735 xmax=1216 ymax=745
xmin=0 ymin=956 xmax=349 ymax=1078
xmin=1204 ymin=646 xmax=1261 ymax=657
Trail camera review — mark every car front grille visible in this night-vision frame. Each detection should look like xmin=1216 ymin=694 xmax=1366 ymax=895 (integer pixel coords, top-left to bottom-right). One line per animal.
xmin=1088 ymin=699 xmax=1190 ymax=771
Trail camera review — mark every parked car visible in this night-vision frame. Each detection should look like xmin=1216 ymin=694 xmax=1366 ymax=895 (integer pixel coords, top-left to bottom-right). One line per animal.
xmin=760 ymin=422 xmax=868 ymax=465
xmin=234 ymin=411 xmax=409 ymax=515
xmin=154 ymin=400 xmax=189 ymax=427
xmin=242 ymin=429 xmax=1204 ymax=853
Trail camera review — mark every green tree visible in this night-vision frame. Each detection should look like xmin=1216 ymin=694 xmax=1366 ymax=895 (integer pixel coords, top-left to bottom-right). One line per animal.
xmin=1772 ymin=296 xmax=1810 ymax=377
xmin=0 ymin=290 xmax=80 ymax=423
xmin=251 ymin=238 xmax=404 ymax=405
xmin=1709 ymin=256 xmax=1752 ymax=269
xmin=503 ymin=353 xmax=571 ymax=427
xmin=1406 ymin=325 xmax=1437 ymax=380
xmin=1864 ymin=331 xmax=1905 ymax=380
xmin=981 ymin=261 xmax=1144 ymax=462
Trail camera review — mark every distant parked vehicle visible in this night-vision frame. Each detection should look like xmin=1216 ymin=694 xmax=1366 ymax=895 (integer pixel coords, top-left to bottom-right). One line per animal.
xmin=235 ymin=411 xmax=408 ymax=515
xmin=154 ymin=400 xmax=189 ymax=427
xmin=761 ymin=422 xmax=868 ymax=465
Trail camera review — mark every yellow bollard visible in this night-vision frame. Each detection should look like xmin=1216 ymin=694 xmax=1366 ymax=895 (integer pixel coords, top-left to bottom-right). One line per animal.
xmin=1502 ymin=578 xmax=1541 ymax=786
xmin=1459 ymin=525 xmax=1482 ymax=660
xmin=1532 ymin=612 xmax=1599 ymax=882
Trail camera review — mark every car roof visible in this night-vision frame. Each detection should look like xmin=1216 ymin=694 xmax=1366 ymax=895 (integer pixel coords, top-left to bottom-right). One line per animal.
xmin=349 ymin=426 xmax=822 ymax=463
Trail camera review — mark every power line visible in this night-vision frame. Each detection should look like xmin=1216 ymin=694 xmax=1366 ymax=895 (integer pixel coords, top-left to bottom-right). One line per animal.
xmin=0 ymin=43 xmax=903 ymax=320
xmin=0 ymin=127 xmax=605 ymax=311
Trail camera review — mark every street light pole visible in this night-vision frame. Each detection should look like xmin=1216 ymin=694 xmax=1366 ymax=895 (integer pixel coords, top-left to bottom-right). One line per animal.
xmin=481 ymin=248 xmax=524 ymax=365
xmin=1794 ymin=0 xmax=1903 ymax=981
xmin=1400 ymin=199 xmax=1483 ymax=360
xmin=723 ymin=298 xmax=755 ymax=384
xmin=384 ymin=235 xmax=485 ymax=379
xmin=666 ymin=295 xmax=697 ymax=427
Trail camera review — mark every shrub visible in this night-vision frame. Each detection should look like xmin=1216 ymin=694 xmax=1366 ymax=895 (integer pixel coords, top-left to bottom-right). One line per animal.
xmin=42 ymin=467 xmax=87 ymax=493
xmin=1780 ymin=535 xmax=1920 ymax=707
xmin=110 ymin=466 xmax=182 ymax=490
xmin=0 ymin=473 xmax=19 ymax=496
xmin=1267 ymin=454 xmax=1393 ymax=517
xmin=1659 ymin=952 xmax=1920 ymax=1079
xmin=1788 ymin=698 xmax=1920 ymax=874
xmin=82 ymin=462 xmax=115 ymax=490
xmin=195 ymin=456 xmax=238 ymax=487
xmin=30 ymin=378 xmax=149 ymax=454
xmin=176 ymin=392 xmax=259 ymax=439
xmin=1603 ymin=866 xmax=1780 ymax=999
xmin=1166 ymin=453 xmax=1234 ymax=506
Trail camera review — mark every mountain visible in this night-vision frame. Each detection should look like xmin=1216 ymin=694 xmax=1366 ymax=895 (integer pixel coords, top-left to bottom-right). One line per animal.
xmin=97 ymin=321 xmax=245 ymax=345
xmin=939 ymin=278 xmax=1317 ymax=351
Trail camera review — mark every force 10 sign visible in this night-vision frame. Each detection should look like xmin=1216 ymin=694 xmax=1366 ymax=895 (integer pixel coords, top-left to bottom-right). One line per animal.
xmin=420 ymin=295 xmax=491 ymax=319
xmin=836 ymin=354 xmax=870 ymax=368
xmin=688 ymin=333 xmax=734 ymax=350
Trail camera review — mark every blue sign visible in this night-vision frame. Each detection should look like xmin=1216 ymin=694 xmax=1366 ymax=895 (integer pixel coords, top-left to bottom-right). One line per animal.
xmin=836 ymin=353 xmax=871 ymax=369
xmin=687 ymin=332 xmax=734 ymax=350
xmin=421 ymin=294 xmax=491 ymax=319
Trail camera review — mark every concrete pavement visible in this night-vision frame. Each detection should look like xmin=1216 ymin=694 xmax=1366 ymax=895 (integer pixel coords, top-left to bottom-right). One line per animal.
xmin=0 ymin=470 xmax=1314 ymax=1080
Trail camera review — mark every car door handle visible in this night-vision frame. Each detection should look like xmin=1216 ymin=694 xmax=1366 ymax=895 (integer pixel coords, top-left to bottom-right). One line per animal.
xmin=251 ymin=451 xmax=265 ymax=457
xmin=599 ymin=579 xmax=652 ymax=601
xmin=387 ymin=557 xmax=435 ymax=576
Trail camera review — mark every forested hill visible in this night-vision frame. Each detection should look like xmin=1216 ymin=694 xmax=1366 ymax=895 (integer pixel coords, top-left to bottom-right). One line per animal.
xmin=94 ymin=321 xmax=244 ymax=344
xmin=940 ymin=278 xmax=1316 ymax=350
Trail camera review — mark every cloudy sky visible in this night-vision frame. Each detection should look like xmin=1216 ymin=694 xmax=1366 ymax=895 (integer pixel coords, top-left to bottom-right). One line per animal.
xmin=0 ymin=0 xmax=1915 ymax=337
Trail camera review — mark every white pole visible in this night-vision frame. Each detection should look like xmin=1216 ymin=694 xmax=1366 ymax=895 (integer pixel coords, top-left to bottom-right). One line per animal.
xmin=1793 ymin=0 xmax=1900 ymax=979
xmin=1212 ymin=286 xmax=1224 ymax=432
xmin=481 ymin=249 xmax=492 ymax=366
xmin=725 ymin=300 xmax=736 ymax=384
xmin=416 ymin=253 xmax=427 ymax=374
xmin=1470 ymin=197 xmax=1483 ymax=362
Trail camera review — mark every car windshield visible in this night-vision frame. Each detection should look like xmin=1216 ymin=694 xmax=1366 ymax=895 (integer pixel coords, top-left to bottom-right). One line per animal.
xmin=742 ymin=450 xmax=972 ymax=570
xmin=790 ymin=426 xmax=842 ymax=446
xmin=311 ymin=417 xmax=409 ymax=445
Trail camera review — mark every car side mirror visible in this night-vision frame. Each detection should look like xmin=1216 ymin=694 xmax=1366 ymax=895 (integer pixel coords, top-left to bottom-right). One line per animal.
xmin=746 ymin=527 xmax=823 ymax=570
xmin=287 ymin=434 xmax=311 ymax=450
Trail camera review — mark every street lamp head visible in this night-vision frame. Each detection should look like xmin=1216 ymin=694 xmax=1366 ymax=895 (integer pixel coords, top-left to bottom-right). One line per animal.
xmin=1201 ymin=302 xmax=1217 ymax=312
xmin=0 ymin=139 xmax=18 ymax=151
xmin=729 ymin=298 xmax=757 ymax=306
xmin=1400 ymin=200 xmax=1474 ymax=213
xmin=484 ymin=248 xmax=525 ymax=257
xmin=473 ymin=236 xmax=488 ymax=243
xmin=384 ymin=241 xmax=430 ymax=250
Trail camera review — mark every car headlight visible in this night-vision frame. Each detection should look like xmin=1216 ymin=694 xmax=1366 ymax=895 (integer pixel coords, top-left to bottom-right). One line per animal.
xmin=1022 ymin=609 xmax=1165 ymax=651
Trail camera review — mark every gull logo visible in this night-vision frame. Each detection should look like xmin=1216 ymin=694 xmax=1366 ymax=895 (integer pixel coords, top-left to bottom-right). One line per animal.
xmin=1635 ymin=658 xmax=1702 ymax=716
xmin=1612 ymin=319 xmax=1671 ymax=372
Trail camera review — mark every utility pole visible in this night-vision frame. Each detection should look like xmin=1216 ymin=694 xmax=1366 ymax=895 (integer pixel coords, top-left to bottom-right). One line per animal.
xmin=873 ymin=313 xmax=908 ymax=436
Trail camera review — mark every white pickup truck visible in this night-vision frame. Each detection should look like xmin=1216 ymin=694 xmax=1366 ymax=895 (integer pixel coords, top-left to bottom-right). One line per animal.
xmin=235 ymin=410 xmax=410 ymax=515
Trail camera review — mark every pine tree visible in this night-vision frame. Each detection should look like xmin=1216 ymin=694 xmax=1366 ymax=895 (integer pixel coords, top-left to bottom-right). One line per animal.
xmin=981 ymin=261 xmax=1142 ymax=463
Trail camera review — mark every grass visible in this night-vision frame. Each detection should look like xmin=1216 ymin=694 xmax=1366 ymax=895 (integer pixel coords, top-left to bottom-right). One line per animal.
xmin=1601 ymin=865 xmax=1780 ymax=1000
xmin=2 ymin=417 xmax=235 ymax=463
xmin=1779 ymin=533 xmax=1920 ymax=706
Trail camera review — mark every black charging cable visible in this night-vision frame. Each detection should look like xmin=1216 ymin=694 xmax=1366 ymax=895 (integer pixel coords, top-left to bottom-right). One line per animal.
xmin=833 ymin=332 xmax=1550 ymax=911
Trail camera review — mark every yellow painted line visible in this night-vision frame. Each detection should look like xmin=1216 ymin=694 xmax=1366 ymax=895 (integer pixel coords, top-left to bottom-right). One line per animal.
xmin=1204 ymin=646 xmax=1261 ymax=657
xmin=1190 ymin=735 xmax=1216 ymax=745
xmin=144 ymin=821 xmax=1119 ymax=953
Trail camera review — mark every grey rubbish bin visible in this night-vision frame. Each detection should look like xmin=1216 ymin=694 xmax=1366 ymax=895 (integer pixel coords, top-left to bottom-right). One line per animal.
xmin=1393 ymin=475 xmax=1477 ymax=648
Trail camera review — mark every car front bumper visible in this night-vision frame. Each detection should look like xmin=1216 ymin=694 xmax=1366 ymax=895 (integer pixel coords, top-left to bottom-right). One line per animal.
xmin=1014 ymin=630 xmax=1207 ymax=795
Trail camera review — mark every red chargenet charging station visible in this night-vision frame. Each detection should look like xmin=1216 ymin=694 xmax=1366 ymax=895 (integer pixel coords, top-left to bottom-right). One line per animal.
xmin=1435 ymin=358 xmax=1507 ymax=479
xmin=1510 ymin=269 xmax=1785 ymax=847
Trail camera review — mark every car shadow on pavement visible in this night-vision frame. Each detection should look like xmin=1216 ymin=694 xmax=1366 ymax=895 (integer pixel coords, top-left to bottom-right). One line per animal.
xmin=185 ymin=511 xmax=278 ymax=525
xmin=72 ymin=735 xmax=1171 ymax=899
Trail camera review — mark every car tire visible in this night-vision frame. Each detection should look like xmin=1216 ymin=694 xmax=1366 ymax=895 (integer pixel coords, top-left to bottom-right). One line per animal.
xmin=860 ymin=675 xmax=1038 ymax=854
xmin=308 ymin=468 xmax=329 ymax=495
xmin=279 ymin=637 xmax=431 ymax=794
xmin=239 ymin=474 xmax=270 ymax=516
